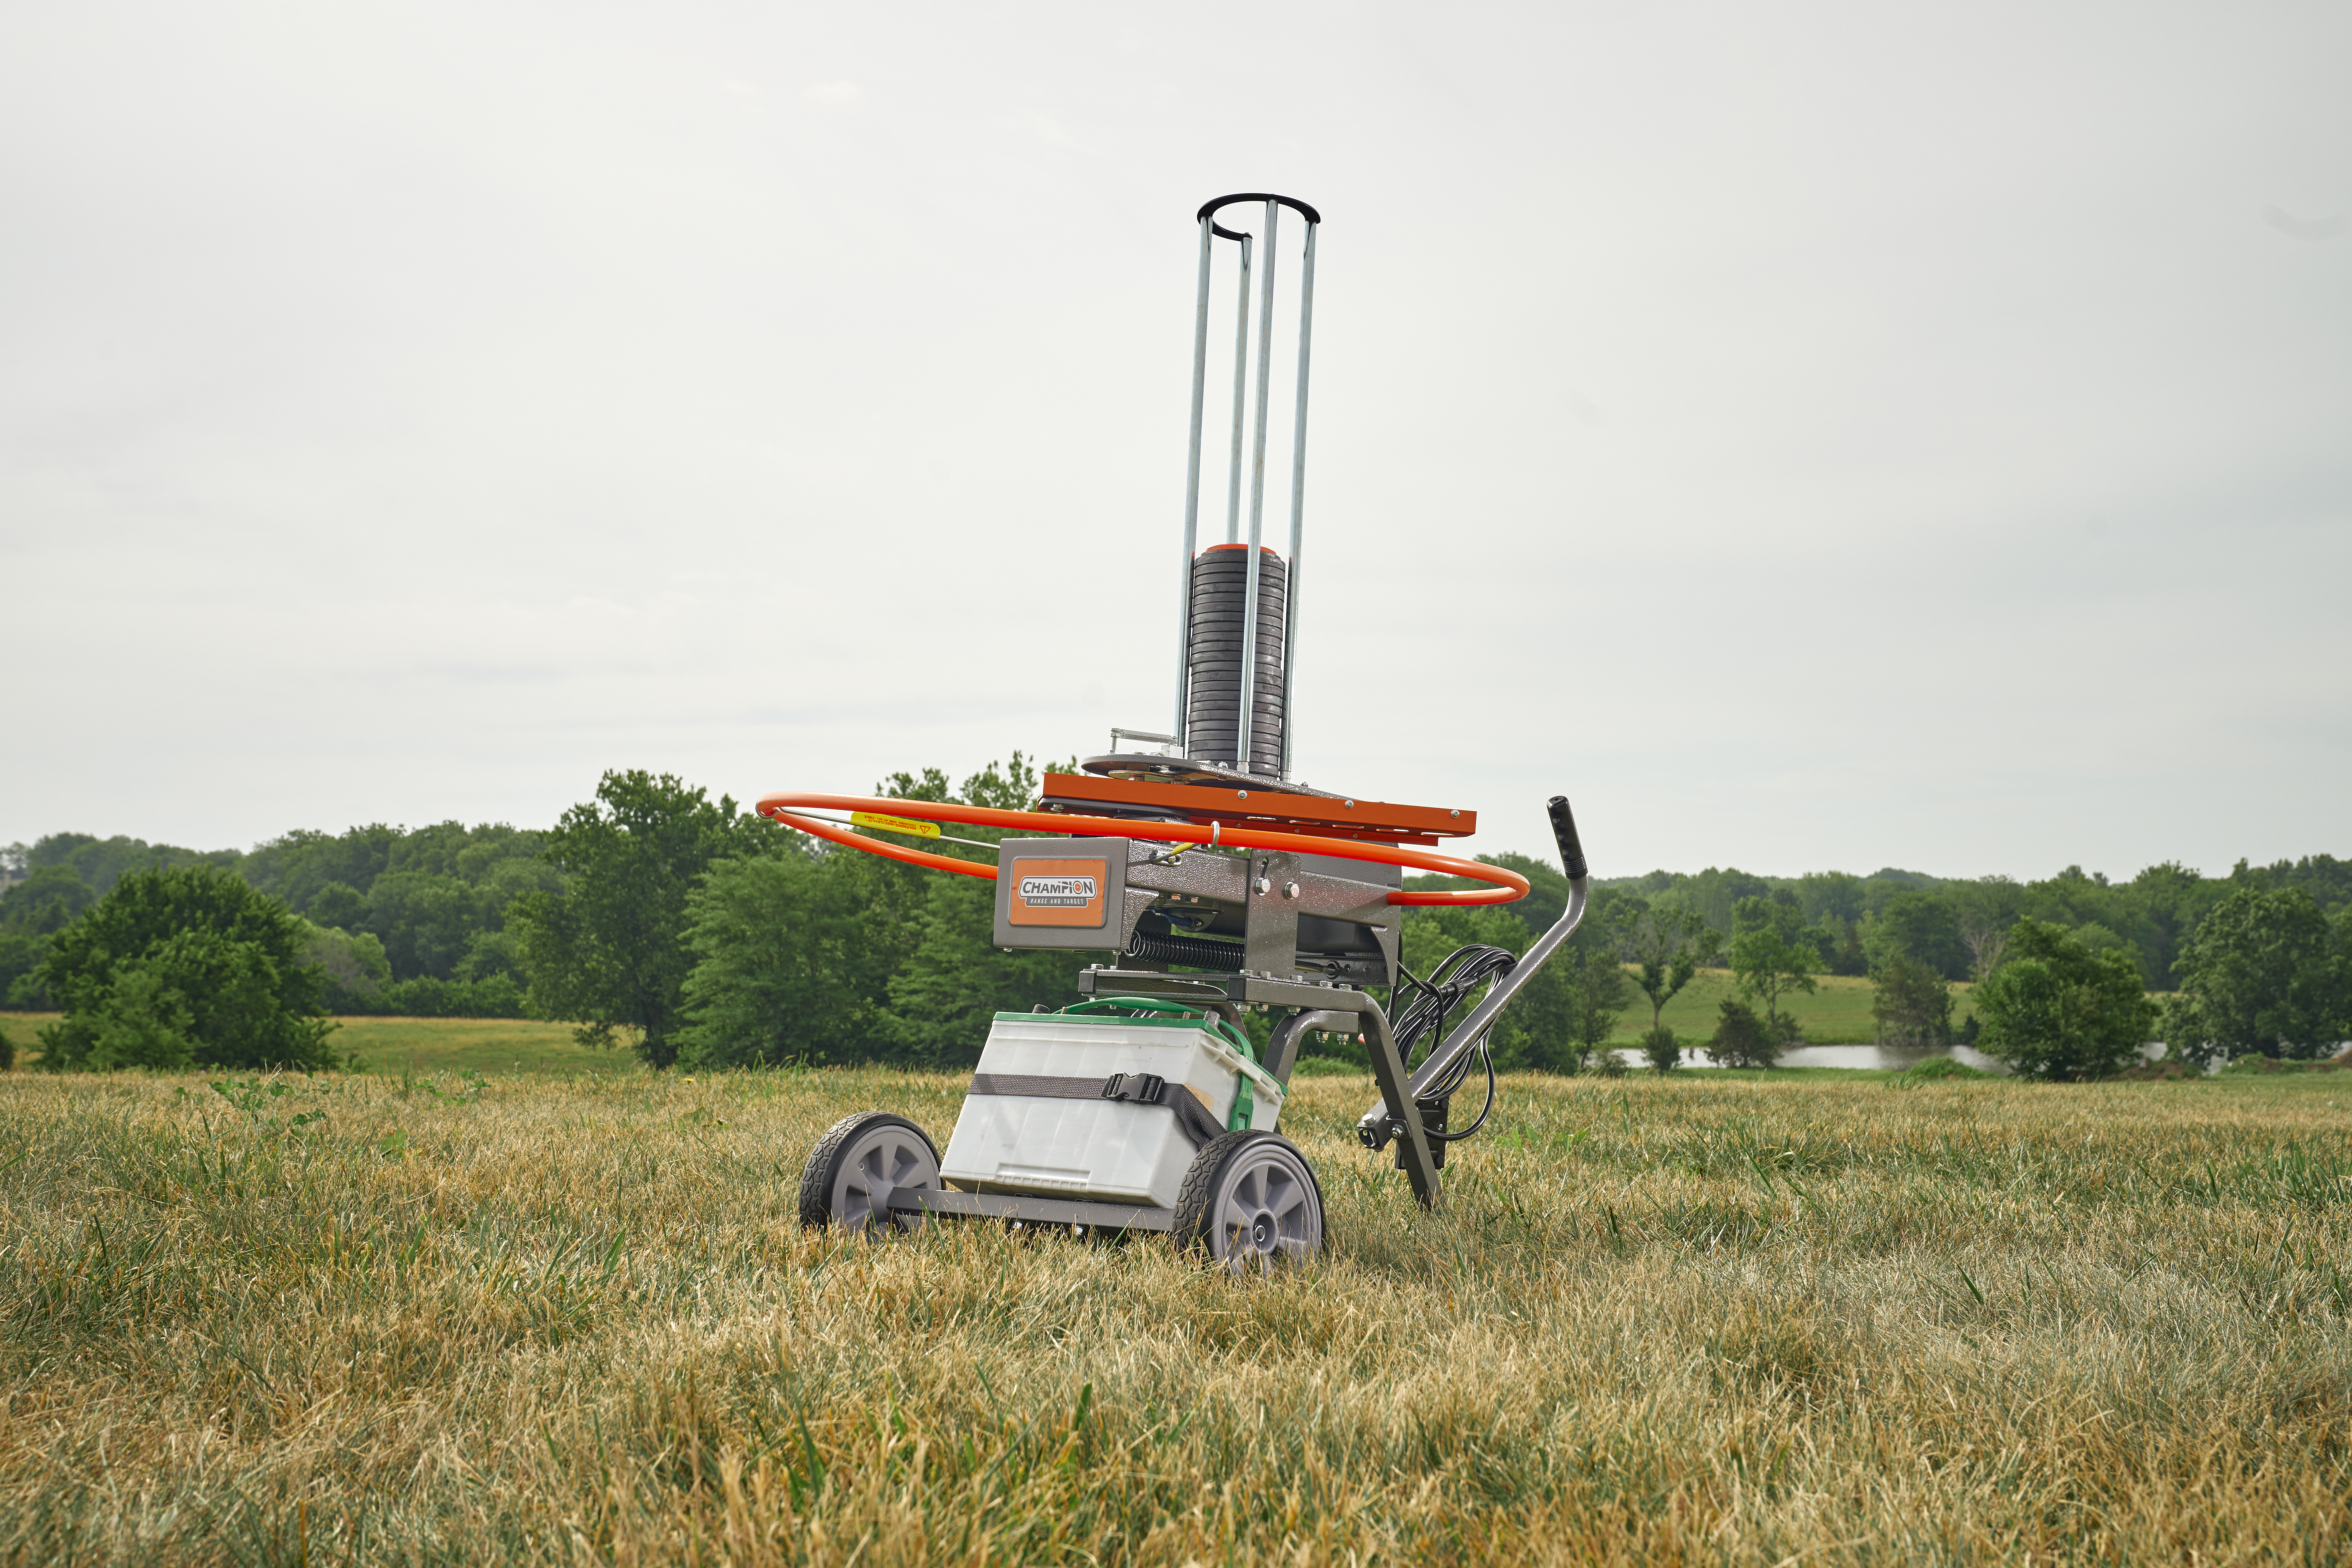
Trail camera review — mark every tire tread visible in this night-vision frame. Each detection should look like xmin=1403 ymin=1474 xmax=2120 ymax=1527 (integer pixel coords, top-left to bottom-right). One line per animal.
xmin=797 ymin=1111 xmax=937 ymax=1231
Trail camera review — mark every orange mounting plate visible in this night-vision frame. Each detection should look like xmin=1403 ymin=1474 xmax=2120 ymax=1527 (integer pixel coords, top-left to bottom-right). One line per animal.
xmin=1037 ymin=772 xmax=1473 ymax=847
xmin=753 ymin=789 xmax=1528 ymax=907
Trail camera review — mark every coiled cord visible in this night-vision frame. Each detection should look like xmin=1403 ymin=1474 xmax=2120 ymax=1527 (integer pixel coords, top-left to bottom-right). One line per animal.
xmin=1392 ymin=943 xmax=1516 ymax=1142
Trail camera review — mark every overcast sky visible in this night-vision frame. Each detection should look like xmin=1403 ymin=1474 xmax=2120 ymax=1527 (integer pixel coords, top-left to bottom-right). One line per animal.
xmin=3 ymin=1 xmax=2346 ymax=883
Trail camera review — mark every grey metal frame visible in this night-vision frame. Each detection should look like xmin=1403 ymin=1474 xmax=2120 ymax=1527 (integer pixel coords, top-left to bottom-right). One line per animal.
xmin=1175 ymin=195 xmax=1321 ymax=779
xmin=1238 ymin=200 xmax=1278 ymax=772
xmin=1281 ymin=220 xmax=1317 ymax=779
xmin=886 ymin=1186 xmax=1176 ymax=1233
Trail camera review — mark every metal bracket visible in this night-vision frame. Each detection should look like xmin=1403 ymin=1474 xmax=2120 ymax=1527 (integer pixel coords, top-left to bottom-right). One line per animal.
xmin=887 ymin=1187 xmax=1177 ymax=1233
xmin=1266 ymin=1008 xmax=1358 ymax=1088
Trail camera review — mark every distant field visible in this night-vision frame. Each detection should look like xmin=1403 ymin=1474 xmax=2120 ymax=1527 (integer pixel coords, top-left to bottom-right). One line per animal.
xmin=4 ymin=973 xmax=1972 ymax=1073
xmin=0 ymin=1014 xmax=54 ymax=1063
xmin=327 ymin=1016 xmax=639 ymax=1076
xmin=1607 ymin=966 xmax=1977 ymax=1046
xmin=0 ymin=1013 xmax=637 ymax=1077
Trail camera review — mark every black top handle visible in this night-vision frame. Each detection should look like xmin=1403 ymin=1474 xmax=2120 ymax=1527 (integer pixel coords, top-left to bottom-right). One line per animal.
xmin=1547 ymin=795 xmax=1589 ymax=880
xmin=1197 ymin=192 xmax=1323 ymax=241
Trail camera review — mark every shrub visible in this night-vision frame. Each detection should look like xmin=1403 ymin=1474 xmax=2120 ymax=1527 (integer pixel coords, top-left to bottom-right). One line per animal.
xmin=1705 ymin=998 xmax=1779 ymax=1069
xmin=1642 ymin=1025 xmax=1684 ymax=1075
xmin=375 ymin=974 xmax=530 ymax=1019
xmin=1973 ymin=919 xmax=2157 ymax=1080
xmin=1897 ymin=1055 xmax=1994 ymax=1083
xmin=36 ymin=866 xmax=337 ymax=1071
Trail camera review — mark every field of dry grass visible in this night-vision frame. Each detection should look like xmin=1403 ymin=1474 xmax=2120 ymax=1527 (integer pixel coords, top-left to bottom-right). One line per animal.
xmin=1 ymin=1063 xmax=2346 ymax=1565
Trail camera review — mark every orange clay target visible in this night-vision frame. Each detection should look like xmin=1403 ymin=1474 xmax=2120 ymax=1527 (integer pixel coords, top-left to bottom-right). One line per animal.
xmin=755 ymin=791 xmax=1530 ymax=908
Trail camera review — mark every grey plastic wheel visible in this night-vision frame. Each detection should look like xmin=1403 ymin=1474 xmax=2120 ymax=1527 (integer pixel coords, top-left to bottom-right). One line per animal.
xmin=797 ymin=1112 xmax=941 ymax=1235
xmin=1173 ymin=1130 xmax=1324 ymax=1276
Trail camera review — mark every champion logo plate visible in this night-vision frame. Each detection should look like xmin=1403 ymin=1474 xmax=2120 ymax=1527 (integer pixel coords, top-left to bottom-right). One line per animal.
xmin=1006 ymin=857 xmax=1111 ymax=927
xmin=1017 ymin=875 xmax=1098 ymax=906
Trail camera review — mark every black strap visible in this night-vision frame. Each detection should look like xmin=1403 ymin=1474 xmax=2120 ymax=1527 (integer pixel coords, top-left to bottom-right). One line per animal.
xmin=966 ymin=1071 xmax=1226 ymax=1149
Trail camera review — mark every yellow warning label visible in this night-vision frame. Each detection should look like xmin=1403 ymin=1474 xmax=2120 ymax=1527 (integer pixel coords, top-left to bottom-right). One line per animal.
xmin=851 ymin=811 xmax=942 ymax=840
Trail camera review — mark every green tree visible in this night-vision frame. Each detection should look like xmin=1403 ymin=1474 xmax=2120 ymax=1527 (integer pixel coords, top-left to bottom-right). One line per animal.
xmin=2163 ymin=887 xmax=2351 ymax=1065
xmin=301 ymin=920 xmax=393 ymax=1012
xmin=1618 ymin=897 xmax=1722 ymax=1034
xmin=307 ymin=880 xmax=367 ymax=931
xmin=1641 ymin=1025 xmax=1684 ymax=1074
xmin=1795 ymin=870 xmax=1866 ymax=931
xmin=1473 ymin=850 xmax=1574 ymax=942
xmin=1973 ymin=918 xmax=2157 ymax=1080
xmin=1491 ymin=941 xmax=1629 ymax=1075
xmin=1705 ymin=998 xmax=1778 ymax=1068
xmin=35 ymin=866 xmax=337 ymax=1071
xmin=1949 ymin=876 xmax=2024 ymax=981
xmin=857 ymin=753 xmax=1086 ymax=1068
xmin=1863 ymin=889 xmax=1969 ymax=980
xmin=1 ymin=863 xmax=100 ymax=935
xmin=511 ymin=771 xmax=766 ymax=1070
xmin=365 ymin=871 xmax=481 ymax=980
xmin=1728 ymin=895 xmax=1820 ymax=1041
xmin=1870 ymin=952 xmax=1953 ymax=1046
xmin=1540 ymin=945 xmax=1632 ymax=1073
xmin=676 ymin=844 xmax=921 ymax=1069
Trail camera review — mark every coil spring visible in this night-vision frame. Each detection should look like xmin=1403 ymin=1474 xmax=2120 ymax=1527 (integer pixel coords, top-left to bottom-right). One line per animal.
xmin=1123 ymin=930 xmax=1245 ymax=972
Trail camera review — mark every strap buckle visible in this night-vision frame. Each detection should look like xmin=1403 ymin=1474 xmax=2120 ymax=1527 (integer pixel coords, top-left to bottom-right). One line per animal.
xmin=1100 ymin=1072 xmax=1166 ymax=1105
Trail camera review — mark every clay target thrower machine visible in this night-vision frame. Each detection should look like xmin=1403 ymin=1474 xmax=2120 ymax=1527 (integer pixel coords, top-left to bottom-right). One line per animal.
xmin=763 ymin=194 xmax=1590 ymax=1272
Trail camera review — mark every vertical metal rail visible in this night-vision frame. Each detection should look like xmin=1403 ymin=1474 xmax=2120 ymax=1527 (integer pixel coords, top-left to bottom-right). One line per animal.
xmin=1237 ymin=200 xmax=1280 ymax=773
xmin=1177 ymin=194 xmax=1323 ymax=773
xmin=1279 ymin=218 xmax=1317 ymax=781
xmin=1223 ymin=236 xmax=1252 ymax=546
xmin=1174 ymin=215 xmax=1214 ymax=745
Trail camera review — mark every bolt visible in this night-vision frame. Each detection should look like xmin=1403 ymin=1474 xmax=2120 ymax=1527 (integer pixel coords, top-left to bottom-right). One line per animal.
xmin=1344 ymin=799 xmax=1355 ymax=808
xmin=1237 ymin=790 xmax=1249 ymax=800
xmin=1254 ymin=876 xmax=1272 ymax=895
xmin=1450 ymin=809 xmax=1459 ymax=818
xmin=1283 ymin=882 xmax=1299 ymax=899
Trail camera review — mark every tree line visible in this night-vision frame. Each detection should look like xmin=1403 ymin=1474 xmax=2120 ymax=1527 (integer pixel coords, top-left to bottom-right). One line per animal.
xmin=1 ymin=821 xmax=558 ymax=1018
xmin=4 ymin=761 xmax=2346 ymax=1079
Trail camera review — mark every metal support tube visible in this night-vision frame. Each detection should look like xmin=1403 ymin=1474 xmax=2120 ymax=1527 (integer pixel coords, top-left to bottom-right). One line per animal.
xmin=1362 ymin=999 xmax=1443 ymax=1208
xmin=1223 ymin=235 xmax=1251 ymax=546
xmin=1238 ymin=200 xmax=1280 ymax=772
xmin=1267 ymin=1006 xmax=1357 ymax=1088
xmin=1175 ymin=215 xmax=1213 ymax=744
xmin=1280 ymin=219 xmax=1317 ymax=780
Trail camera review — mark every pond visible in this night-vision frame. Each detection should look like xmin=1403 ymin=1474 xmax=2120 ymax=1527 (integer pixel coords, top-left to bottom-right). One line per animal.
xmin=1599 ymin=1042 xmax=2188 ymax=1074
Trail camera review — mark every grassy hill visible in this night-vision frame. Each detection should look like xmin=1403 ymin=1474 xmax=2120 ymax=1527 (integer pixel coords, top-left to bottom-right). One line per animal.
xmin=1607 ymin=966 xmax=1978 ymax=1046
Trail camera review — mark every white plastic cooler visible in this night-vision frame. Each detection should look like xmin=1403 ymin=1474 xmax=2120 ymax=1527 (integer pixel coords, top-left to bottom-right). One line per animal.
xmin=939 ymin=1010 xmax=1285 ymax=1209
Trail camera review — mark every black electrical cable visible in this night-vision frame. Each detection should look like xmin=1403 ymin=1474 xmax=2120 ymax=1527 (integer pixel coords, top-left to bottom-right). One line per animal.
xmin=1389 ymin=943 xmax=1516 ymax=1143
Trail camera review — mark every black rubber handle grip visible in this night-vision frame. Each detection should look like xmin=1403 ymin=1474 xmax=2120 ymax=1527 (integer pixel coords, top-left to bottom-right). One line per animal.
xmin=1197 ymin=191 xmax=1323 ymax=227
xmin=1548 ymin=795 xmax=1589 ymax=880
